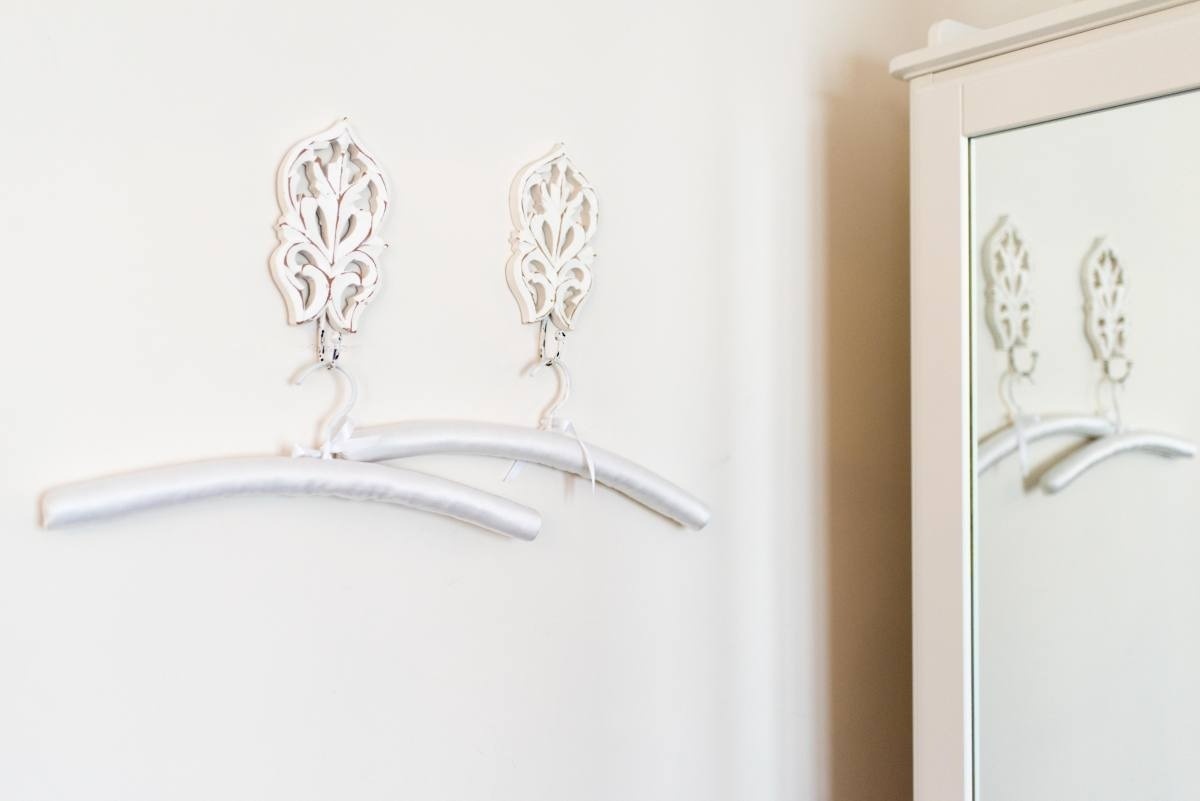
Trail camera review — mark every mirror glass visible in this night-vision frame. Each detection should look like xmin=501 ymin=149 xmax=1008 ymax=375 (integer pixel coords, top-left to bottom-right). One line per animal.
xmin=971 ymin=89 xmax=1200 ymax=801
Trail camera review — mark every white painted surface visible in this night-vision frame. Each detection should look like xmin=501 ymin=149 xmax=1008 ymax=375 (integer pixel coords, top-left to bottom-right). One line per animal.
xmin=972 ymin=89 xmax=1200 ymax=800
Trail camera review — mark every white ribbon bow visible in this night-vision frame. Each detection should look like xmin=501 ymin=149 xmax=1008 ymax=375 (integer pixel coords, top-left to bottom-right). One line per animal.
xmin=292 ymin=418 xmax=355 ymax=460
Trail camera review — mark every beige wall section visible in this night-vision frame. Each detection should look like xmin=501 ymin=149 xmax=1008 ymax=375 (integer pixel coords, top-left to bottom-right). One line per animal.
xmin=0 ymin=1 xmax=1059 ymax=799
xmin=809 ymin=1 xmax=1062 ymax=799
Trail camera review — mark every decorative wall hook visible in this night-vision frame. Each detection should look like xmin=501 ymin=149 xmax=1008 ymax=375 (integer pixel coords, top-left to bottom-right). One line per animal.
xmin=271 ymin=118 xmax=389 ymax=341
xmin=40 ymin=121 xmax=542 ymax=540
xmin=976 ymin=218 xmax=1115 ymax=474
xmin=984 ymin=216 xmax=1036 ymax=376
xmin=506 ymin=143 xmax=597 ymax=333
xmin=1081 ymin=239 xmax=1133 ymax=385
xmin=1039 ymin=239 xmax=1194 ymax=492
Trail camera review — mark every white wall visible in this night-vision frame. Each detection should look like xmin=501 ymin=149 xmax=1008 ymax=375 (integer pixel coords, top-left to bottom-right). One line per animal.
xmin=973 ymin=88 xmax=1200 ymax=801
xmin=0 ymin=1 xmax=1061 ymax=799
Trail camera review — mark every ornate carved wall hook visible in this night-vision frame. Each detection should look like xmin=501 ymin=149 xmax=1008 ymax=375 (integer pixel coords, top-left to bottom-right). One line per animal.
xmin=270 ymin=119 xmax=390 ymax=336
xmin=1038 ymin=238 xmax=1194 ymax=492
xmin=506 ymin=144 xmax=598 ymax=332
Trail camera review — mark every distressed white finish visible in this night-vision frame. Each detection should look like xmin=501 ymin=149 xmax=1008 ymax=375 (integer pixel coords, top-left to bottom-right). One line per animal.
xmin=1082 ymin=238 xmax=1131 ymax=380
xmin=982 ymin=218 xmax=1033 ymax=360
xmin=895 ymin=2 xmax=1200 ymax=798
xmin=42 ymin=457 xmax=541 ymax=540
xmin=270 ymin=119 xmax=389 ymax=334
xmin=506 ymin=145 xmax=597 ymax=332
xmin=338 ymin=421 xmax=711 ymax=530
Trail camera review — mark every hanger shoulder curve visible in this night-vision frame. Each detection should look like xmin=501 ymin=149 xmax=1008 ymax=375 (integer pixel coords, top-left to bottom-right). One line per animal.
xmin=338 ymin=421 xmax=711 ymax=530
xmin=976 ymin=414 xmax=1117 ymax=474
xmin=1039 ymin=430 xmax=1196 ymax=493
xmin=41 ymin=456 xmax=541 ymax=540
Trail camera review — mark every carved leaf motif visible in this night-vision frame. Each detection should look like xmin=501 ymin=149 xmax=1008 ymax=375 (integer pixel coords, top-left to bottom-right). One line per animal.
xmin=506 ymin=145 xmax=598 ymax=331
xmin=270 ymin=120 xmax=389 ymax=334
xmin=983 ymin=218 xmax=1033 ymax=354
xmin=1083 ymin=239 xmax=1128 ymax=364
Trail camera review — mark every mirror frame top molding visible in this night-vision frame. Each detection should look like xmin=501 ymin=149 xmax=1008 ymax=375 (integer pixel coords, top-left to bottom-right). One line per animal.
xmin=892 ymin=2 xmax=1200 ymax=799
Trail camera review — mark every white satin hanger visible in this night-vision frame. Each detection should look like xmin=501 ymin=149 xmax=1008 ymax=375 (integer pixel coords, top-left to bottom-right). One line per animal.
xmin=976 ymin=218 xmax=1115 ymax=475
xmin=40 ymin=120 xmax=541 ymax=540
xmin=336 ymin=144 xmax=711 ymax=530
xmin=1039 ymin=239 xmax=1193 ymax=492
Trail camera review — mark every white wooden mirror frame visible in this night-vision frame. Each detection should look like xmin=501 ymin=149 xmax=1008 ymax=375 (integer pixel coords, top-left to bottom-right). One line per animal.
xmin=891 ymin=1 xmax=1200 ymax=798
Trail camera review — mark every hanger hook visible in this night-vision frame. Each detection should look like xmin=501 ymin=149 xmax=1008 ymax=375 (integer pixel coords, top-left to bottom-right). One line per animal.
xmin=999 ymin=370 xmax=1020 ymax=420
xmin=293 ymin=359 xmax=359 ymax=452
xmin=539 ymin=360 xmax=572 ymax=427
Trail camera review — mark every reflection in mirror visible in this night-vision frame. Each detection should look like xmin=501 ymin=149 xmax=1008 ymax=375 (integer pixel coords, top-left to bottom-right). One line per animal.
xmin=971 ymin=89 xmax=1200 ymax=801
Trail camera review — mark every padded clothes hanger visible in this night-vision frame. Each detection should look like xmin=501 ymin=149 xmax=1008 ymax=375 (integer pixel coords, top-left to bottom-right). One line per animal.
xmin=39 ymin=120 xmax=541 ymax=540
xmin=336 ymin=144 xmax=711 ymax=530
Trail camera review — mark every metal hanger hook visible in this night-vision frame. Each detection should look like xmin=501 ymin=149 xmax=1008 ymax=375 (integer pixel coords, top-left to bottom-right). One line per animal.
xmin=317 ymin=320 xmax=343 ymax=365
xmin=538 ymin=317 xmax=566 ymax=366
xmin=1102 ymin=356 xmax=1133 ymax=385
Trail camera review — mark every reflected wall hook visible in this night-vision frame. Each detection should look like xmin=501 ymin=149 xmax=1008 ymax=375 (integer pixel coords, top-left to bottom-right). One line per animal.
xmin=1040 ymin=239 xmax=1194 ymax=492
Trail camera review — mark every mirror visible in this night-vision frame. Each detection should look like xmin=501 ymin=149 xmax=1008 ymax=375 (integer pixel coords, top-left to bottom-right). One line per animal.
xmin=971 ymin=90 xmax=1200 ymax=800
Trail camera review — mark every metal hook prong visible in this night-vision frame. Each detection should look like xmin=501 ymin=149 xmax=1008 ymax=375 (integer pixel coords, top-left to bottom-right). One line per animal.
xmin=1008 ymin=344 xmax=1038 ymax=379
xmin=538 ymin=318 xmax=566 ymax=365
xmin=1103 ymin=356 xmax=1133 ymax=384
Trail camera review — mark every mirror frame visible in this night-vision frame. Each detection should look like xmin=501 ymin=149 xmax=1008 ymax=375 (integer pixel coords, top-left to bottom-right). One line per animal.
xmin=895 ymin=2 xmax=1200 ymax=798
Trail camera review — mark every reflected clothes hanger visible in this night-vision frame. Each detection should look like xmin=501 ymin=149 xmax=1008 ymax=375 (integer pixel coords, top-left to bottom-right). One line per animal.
xmin=975 ymin=217 xmax=1115 ymax=475
xmin=1039 ymin=239 xmax=1193 ymax=492
xmin=40 ymin=120 xmax=541 ymax=540
xmin=336 ymin=145 xmax=711 ymax=530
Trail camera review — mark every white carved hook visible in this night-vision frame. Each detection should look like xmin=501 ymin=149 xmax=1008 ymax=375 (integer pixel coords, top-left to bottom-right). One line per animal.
xmin=506 ymin=144 xmax=598 ymax=332
xmin=270 ymin=118 xmax=390 ymax=335
xmin=981 ymin=218 xmax=1042 ymax=475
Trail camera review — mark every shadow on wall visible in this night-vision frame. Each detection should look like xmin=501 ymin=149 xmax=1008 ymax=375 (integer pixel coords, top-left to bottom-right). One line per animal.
xmin=822 ymin=56 xmax=913 ymax=801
